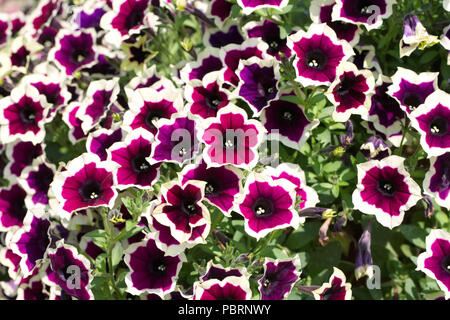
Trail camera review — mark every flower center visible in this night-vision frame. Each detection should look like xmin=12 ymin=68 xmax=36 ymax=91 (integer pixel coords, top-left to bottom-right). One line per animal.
xmin=283 ymin=111 xmax=293 ymax=121
xmin=336 ymin=78 xmax=352 ymax=96
xmin=71 ymin=49 xmax=86 ymax=63
xmin=129 ymin=46 xmax=147 ymax=64
xmin=181 ymin=199 xmax=197 ymax=215
xmin=149 ymin=258 xmax=166 ymax=275
xmin=429 ymin=117 xmax=448 ymax=136
xmin=253 ymin=198 xmax=274 ymax=218
xmin=306 ymin=49 xmax=328 ymax=70
xmin=402 ymin=92 xmax=422 ymax=110
xmin=19 ymin=105 xmax=37 ymax=124
xmin=441 ymin=255 xmax=450 ymax=274
xmin=79 ymin=179 xmax=102 ymax=201
xmin=377 ymin=179 xmax=396 ymax=196
xmin=131 ymin=154 xmax=150 ymax=173
xmin=223 ymin=135 xmax=239 ymax=150
xmin=205 ymin=181 xmax=217 ymax=195
xmin=205 ymin=92 xmax=222 ymax=110
xmin=144 ymin=110 xmax=163 ymax=130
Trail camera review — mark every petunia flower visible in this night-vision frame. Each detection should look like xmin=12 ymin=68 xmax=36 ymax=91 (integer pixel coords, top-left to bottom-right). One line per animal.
xmin=201 ymin=261 xmax=249 ymax=282
xmin=62 ymin=102 xmax=88 ymax=144
xmin=326 ymin=61 xmax=375 ymax=122
xmin=149 ymin=112 xmax=200 ymax=165
xmin=206 ymin=0 xmax=233 ymax=27
xmin=287 ymin=23 xmax=354 ymax=87
xmin=79 ymin=78 xmax=120 ymax=134
xmin=121 ymin=36 xmax=158 ymax=74
xmin=184 ymin=71 xmax=231 ymax=119
xmin=234 ymin=172 xmax=299 ymax=240
xmin=331 ymin=0 xmax=395 ymax=31
xmin=49 ymin=28 xmax=98 ymax=76
xmin=350 ymin=44 xmax=382 ymax=76
xmin=51 ymin=153 xmax=118 ymax=217
xmin=9 ymin=36 xmax=43 ymax=74
xmin=312 ymin=267 xmax=352 ymax=300
xmin=151 ymin=180 xmax=210 ymax=244
xmin=193 ymin=276 xmax=252 ymax=300
xmin=18 ymin=159 xmax=56 ymax=208
xmin=24 ymin=0 xmax=61 ymax=36
xmin=261 ymin=93 xmax=320 ymax=150
xmin=0 ymin=183 xmax=28 ymax=231
xmin=423 ymin=152 xmax=450 ymax=210
xmin=123 ymin=87 xmax=183 ymax=135
xmin=0 ymin=84 xmax=50 ymax=144
xmin=203 ymin=25 xmax=244 ymax=49
xmin=86 ymin=127 xmax=123 ymax=161
xmin=236 ymin=56 xmax=280 ymax=115
xmin=179 ymin=160 xmax=243 ymax=215
xmin=3 ymin=141 xmax=43 ymax=179
xmin=387 ymin=67 xmax=439 ymax=114
xmin=259 ymin=255 xmax=302 ymax=300
xmin=352 ymin=155 xmax=422 ymax=229
xmin=360 ymin=136 xmax=391 ymax=160
xmin=400 ymin=14 xmax=439 ymax=58
xmin=179 ymin=49 xmax=223 ymax=83
xmin=124 ymin=235 xmax=186 ymax=298
xmin=416 ymin=229 xmax=450 ymax=300
xmin=263 ymin=163 xmax=319 ymax=211
xmin=10 ymin=211 xmax=51 ymax=277
xmin=310 ymin=0 xmax=361 ymax=45
xmin=47 ymin=240 xmax=93 ymax=300
xmin=236 ymin=0 xmax=289 ymax=15
xmin=355 ymin=220 xmax=374 ymax=279
xmin=108 ymin=128 xmax=161 ymax=190
xmin=0 ymin=247 xmax=22 ymax=281
xmin=0 ymin=14 xmax=11 ymax=48
xmin=199 ymin=104 xmax=266 ymax=170
xmin=409 ymin=90 xmax=450 ymax=157
xmin=243 ymin=19 xmax=292 ymax=60
xmin=73 ymin=0 xmax=106 ymax=30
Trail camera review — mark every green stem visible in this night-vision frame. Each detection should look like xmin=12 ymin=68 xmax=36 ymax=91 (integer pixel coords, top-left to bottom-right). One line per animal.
xmin=102 ymin=211 xmax=123 ymax=299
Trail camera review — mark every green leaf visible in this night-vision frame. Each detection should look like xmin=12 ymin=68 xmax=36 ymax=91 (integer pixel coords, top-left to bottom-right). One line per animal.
xmin=112 ymin=242 xmax=123 ymax=271
xmin=285 ymin=221 xmax=321 ymax=250
xmin=307 ymin=241 xmax=342 ymax=275
xmin=114 ymin=221 xmax=146 ymax=242
xmin=399 ymin=225 xmax=427 ymax=249
xmin=84 ymin=230 xmax=108 ymax=251
xmin=91 ymin=276 xmax=113 ymax=300
xmin=404 ymin=278 xmax=419 ymax=299
xmin=323 ymin=161 xmax=343 ymax=173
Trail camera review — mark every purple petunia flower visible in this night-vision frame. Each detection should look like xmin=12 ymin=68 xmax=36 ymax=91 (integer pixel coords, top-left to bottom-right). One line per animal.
xmin=4 ymin=141 xmax=43 ymax=179
xmin=312 ymin=267 xmax=352 ymax=300
xmin=207 ymin=0 xmax=233 ymax=27
xmin=47 ymin=240 xmax=93 ymax=300
xmin=179 ymin=160 xmax=243 ymax=215
xmin=287 ymin=23 xmax=354 ymax=87
xmin=10 ymin=212 xmax=51 ymax=277
xmin=236 ymin=56 xmax=280 ymax=115
xmin=355 ymin=220 xmax=374 ymax=279
xmin=387 ymin=67 xmax=439 ymax=114
xmin=193 ymin=276 xmax=252 ymax=300
xmin=332 ymin=0 xmax=395 ymax=30
xmin=151 ymin=180 xmax=210 ymax=244
xmin=199 ymin=105 xmax=266 ymax=170
xmin=0 ymin=84 xmax=50 ymax=144
xmin=326 ymin=62 xmax=375 ymax=122
xmin=409 ymin=90 xmax=450 ymax=157
xmin=18 ymin=159 xmax=55 ymax=208
xmin=150 ymin=113 xmax=200 ymax=165
xmin=86 ymin=127 xmax=123 ymax=161
xmin=180 ymin=49 xmax=223 ymax=83
xmin=0 ymin=183 xmax=28 ymax=231
xmin=360 ymin=136 xmax=391 ymax=160
xmin=235 ymin=172 xmax=299 ymax=240
xmin=203 ymin=25 xmax=245 ymax=49
xmin=236 ymin=0 xmax=289 ymax=15
xmin=416 ymin=229 xmax=450 ymax=300
xmin=423 ymin=153 xmax=450 ymax=210
xmin=258 ymin=255 xmax=302 ymax=300
xmin=62 ymin=102 xmax=88 ymax=144
xmin=352 ymin=155 xmax=422 ymax=229
xmin=124 ymin=236 xmax=186 ymax=297
xmin=108 ymin=128 xmax=161 ymax=190
xmin=25 ymin=0 xmax=61 ymax=35
xmin=201 ymin=261 xmax=249 ymax=282
xmin=184 ymin=71 xmax=231 ymax=119
xmin=0 ymin=14 xmax=11 ymax=48
xmin=124 ymin=87 xmax=183 ymax=135
xmin=51 ymin=153 xmax=118 ymax=217
xmin=400 ymin=14 xmax=439 ymax=58
xmin=310 ymin=0 xmax=361 ymax=45
xmin=49 ymin=29 xmax=97 ymax=76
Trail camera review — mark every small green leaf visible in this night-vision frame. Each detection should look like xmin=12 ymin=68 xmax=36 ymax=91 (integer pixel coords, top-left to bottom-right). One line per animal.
xmin=399 ymin=225 xmax=427 ymax=249
xmin=112 ymin=242 xmax=123 ymax=271
xmin=84 ymin=230 xmax=108 ymax=251
xmin=114 ymin=221 xmax=146 ymax=242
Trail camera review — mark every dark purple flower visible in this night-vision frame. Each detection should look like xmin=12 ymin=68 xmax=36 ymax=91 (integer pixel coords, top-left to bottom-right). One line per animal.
xmin=180 ymin=161 xmax=242 ymax=215
xmin=29 ymin=0 xmax=61 ymax=34
xmin=207 ymin=0 xmax=233 ymax=26
xmin=194 ymin=276 xmax=251 ymax=300
xmin=417 ymin=229 xmax=450 ymax=299
xmin=124 ymin=236 xmax=185 ymax=297
xmin=360 ymin=136 xmax=391 ymax=160
xmin=62 ymin=102 xmax=88 ymax=143
xmin=424 ymin=152 xmax=450 ymax=210
xmin=4 ymin=141 xmax=43 ymax=178
xmin=355 ymin=220 xmax=374 ymax=279
xmin=0 ymin=17 xmax=10 ymax=47
xmin=75 ymin=6 xmax=106 ymax=29
xmin=205 ymin=25 xmax=244 ymax=48
xmin=87 ymin=127 xmax=123 ymax=161
xmin=180 ymin=50 xmax=223 ymax=82
xmin=201 ymin=262 xmax=247 ymax=282
xmin=259 ymin=256 xmax=301 ymax=300
xmin=312 ymin=267 xmax=352 ymax=300
xmin=18 ymin=160 xmax=55 ymax=207
xmin=0 ymin=183 xmax=28 ymax=231
xmin=236 ymin=0 xmax=289 ymax=14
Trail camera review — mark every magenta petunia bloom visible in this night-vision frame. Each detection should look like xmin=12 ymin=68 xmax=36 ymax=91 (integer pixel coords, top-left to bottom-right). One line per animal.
xmin=150 ymin=113 xmax=200 ymax=165
xmin=180 ymin=161 xmax=243 ymax=215
xmin=199 ymin=105 xmax=266 ymax=170
xmin=203 ymin=25 xmax=244 ymax=49
xmin=352 ymin=155 xmax=421 ymax=229
xmin=409 ymin=90 xmax=450 ymax=157
xmin=62 ymin=102 xmax=88 ymax=143
xmin=10 ymin=212 xmax=51 ymax=277
xmin=86 ymin=127 xmax=123 ymax=161
xmin=51 ymin=153 xmax=118 ymax=217
xmin=326 ymin=62 xmax=375 ymax=122
xmin=18 ymin=159 xmax=55 ymax=208
xmin=261 ymin=93 xmax=320 ymax=150
xmin=4 ymin=141 xmax=43 ymax=179
xmin=47 ymin=240 xmax=93 ymax=300
xmin=236 ymin=56 xmax=280 ymax=115
xmin=152 ymin=180 xmax=210 ymax=244
xmin=207 ymin=0 xmax=233 ymax=27
xmin=50 ymin=29 xmax=97 ymax=76
xmin=124 ymin=236 xmax=186 ymax=297
xmin=312 ymin=267 xmax=352 ymax=300
xmin=108 ymin=128 xmax=161 ymax=189
xmin=387 ymin=67 xmax=439 ymax=114
xmin=124 ymin=87 xmax=183 ymax=135
xmin=201 ymin=261 xmax=249 ymax=282
xmin=416 ymin=229 xmax=450 ymax=300
xmin=0 ymin=183 xmax=28 ymax=231
xmin=0 ymin=85 xmax=50 ymax=144
xmin=423 ymin=153 xmax=450 ymax=210
xmin=180 ymin=49 xmax=223 ymax=83
xmin=235 ymin=173 xmax=299 ymax=240
xmin=236 ymin=0 xmax=289 ymax=15
xmin=259 ymin=256 xmax=301 ymax=300
xmin=0 ymin=15 xmax=10 ymax=48
xmin=193 ymin=276 xmax=252 ymax=300
xmin=287 ymin=23 xmax=354 ymax=87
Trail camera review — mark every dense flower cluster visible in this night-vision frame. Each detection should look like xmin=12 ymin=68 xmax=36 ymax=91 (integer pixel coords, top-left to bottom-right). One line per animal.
xmin=0 ymin=0 xmax=448 ymax=301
